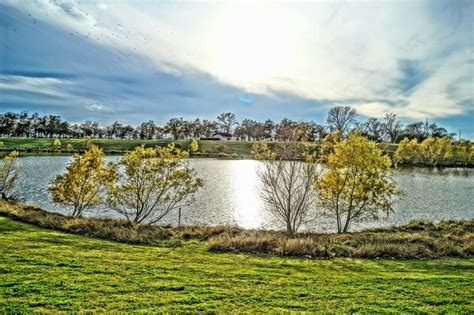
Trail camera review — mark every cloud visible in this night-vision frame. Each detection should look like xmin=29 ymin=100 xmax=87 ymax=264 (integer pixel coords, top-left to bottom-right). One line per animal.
xmin=0 ymin=75 xmax=69 ymax=98
xmin=1 ymin=0 xmax=473 ymax=138
xmin=96 ymin=3 xmax=107 ymax=11
xmin=83 ymin=103 xmax=111 ymax=112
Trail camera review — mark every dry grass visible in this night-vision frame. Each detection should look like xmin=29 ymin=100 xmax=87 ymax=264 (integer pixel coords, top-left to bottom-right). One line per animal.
xmin=1 ymin=200 xmax=472 ymax=259
xmin=209 ymin=221 xmax=474 ymax=259
xmin=0 ymin=201 xmax=242 ymax=245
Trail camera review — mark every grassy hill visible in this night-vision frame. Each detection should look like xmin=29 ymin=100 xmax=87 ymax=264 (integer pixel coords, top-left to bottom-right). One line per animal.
xmin=0 ymin=216 xmax=472 ymax=313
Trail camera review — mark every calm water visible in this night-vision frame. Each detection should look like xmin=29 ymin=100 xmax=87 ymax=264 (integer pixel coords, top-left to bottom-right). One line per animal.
xmin=13 ymin=156 xmax=474 ymax=232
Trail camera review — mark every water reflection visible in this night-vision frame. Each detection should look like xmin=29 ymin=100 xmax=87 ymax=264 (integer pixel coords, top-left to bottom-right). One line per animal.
xmin=12 ymin=156 xmax=474 ymax=232
xmin=229 ymin=160 xmax=264 ymax=229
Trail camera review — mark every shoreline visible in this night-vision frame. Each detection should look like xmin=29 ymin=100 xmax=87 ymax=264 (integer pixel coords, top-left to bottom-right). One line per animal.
xmin=1 ymin=200 xmax=472 ymax=259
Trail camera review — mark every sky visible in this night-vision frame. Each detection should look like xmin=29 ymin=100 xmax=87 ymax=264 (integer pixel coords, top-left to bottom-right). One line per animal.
xmin=0 ymin=0 xmax=473 ymax=138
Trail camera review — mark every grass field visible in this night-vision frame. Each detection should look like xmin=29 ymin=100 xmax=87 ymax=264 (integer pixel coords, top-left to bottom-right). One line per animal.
xmin=0 ymin=137 xmax=256 ymax=158
xmin=1 ymin=216 xmax=473 ymax=313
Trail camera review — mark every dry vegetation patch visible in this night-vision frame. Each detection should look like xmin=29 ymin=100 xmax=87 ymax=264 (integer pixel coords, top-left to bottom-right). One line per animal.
xmin=1 ymin=200 xmax=472 ymax=259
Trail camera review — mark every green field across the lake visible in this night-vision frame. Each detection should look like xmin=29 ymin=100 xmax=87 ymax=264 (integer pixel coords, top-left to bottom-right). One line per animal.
xmin=0 ymin=137 xmax=399 ymax=157
xmin=0 ymin=216 xmax=472 ymax=313
xmin=0 ymin=137 xmax=257 ymax=157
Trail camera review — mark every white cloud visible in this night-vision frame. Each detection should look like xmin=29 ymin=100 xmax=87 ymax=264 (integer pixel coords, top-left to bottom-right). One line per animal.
xmin=96 ymin=3 xmax=107 ymax=10
xmin=83 ymin=103 xmax=111 ymax=112
xmin=0 ymin=75 xmax=69 ymax=97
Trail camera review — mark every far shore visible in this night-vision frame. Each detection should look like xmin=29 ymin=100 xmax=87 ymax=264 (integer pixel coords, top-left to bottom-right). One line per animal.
xmin=1 ymin=137 xmax=472 ymax=167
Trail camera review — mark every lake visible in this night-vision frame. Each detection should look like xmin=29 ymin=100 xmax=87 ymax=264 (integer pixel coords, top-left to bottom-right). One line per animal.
xmin=13 ymin=156 xmax=474 ymax=232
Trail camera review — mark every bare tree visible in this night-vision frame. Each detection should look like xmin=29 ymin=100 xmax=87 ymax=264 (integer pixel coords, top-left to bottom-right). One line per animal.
xmin=252 ymin=142 xmax=319 ymax=235
xmin=0 ymin=151 xmax=20 ymax=200
xmin=327 ymin=106 xmax=357 ymax=136
xmin=383 ymin=113 xmax=403 ymax=143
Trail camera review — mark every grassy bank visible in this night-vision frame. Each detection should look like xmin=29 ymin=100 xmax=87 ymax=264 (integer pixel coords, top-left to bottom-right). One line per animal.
xmin=0 ymin=137 xmax=256 ymax=158
xmin=1 ymin=201 xmax=472 ymax=259
xmin=1 ymin=216 xmax=473 ymax=313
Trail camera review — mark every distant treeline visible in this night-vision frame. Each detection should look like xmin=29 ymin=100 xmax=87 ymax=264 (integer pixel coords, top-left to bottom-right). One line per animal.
xmin=0 ymin=106 xmax=461 ymax=143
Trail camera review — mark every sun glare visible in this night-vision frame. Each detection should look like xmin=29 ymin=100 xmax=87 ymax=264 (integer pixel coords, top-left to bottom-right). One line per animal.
xmin=208 ymin=5 xmax=298 ymax=85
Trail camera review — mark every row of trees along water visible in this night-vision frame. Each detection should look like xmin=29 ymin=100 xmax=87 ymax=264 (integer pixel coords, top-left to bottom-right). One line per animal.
xmin=0 ymin=135 xmax=405 ymax=234
xmin=0 ymin=106 xmax=462 ymax=142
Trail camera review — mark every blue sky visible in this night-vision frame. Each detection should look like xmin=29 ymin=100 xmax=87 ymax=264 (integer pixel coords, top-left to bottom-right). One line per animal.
xmin=0 ymin=0 xmax=473 ymax=138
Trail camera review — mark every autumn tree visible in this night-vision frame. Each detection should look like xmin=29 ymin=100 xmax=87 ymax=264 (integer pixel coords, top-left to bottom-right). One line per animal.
xmin=252 ymin=142 xmax=319 ymax=235
xmin=107 ymin=144 xmax=203 ymax=224
xmin=49 ymin=146 xmax=115 ymax=217
xmin=315 ymin=134 xmax=402 ymax=233
xmin=53 ymin=138 xmax=61 ymax=150
xmin=190 ymin=138 xmax=199 ymax=152
xmin=0 ymin=151 xmax=20 ymax=200
xmin=394 ymin=138 xmax=420 ymax=165
xmin=419 ymin=137 xmax=452 ymax=166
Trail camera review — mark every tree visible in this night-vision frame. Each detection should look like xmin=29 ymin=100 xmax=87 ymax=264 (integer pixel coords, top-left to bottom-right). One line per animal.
xmin=107 ymin=144 xmax=203 ymax=224
xmin=394 ymin=138 xmax=420 ymax=165
xmin=382 ymin=113 xmax=402 ymax=143
xmin=309 ymin=122 xmax=327 ymax=142
xmin=49 ymin=146 xmax=115 ymax=217
xmin=402 ymin=122 xmax=426 ymax=141
xmin=217 ymin=112 xmax=238 ymax=133
xmin=0 ymin=112 xmax=17 ymax=136
xmin=110 ymin=121 xmax=123 ymax=138
xmin=0 ymin=151 xmax=20 ymax=200
xmin=263 ymin=119 xmax=275 ymax=140
xmin=364 ymin=118 xmax=384 ymax=141
xmin=53 ymin=138 xmax=62 ymax=150
xmin=165 ymin=118 xmax=184 ymax=140
xmin=252 ymin=142 xmax=319 ymax=235
xmin=315 ymin=134 xmax=402 ymax=233
xmin=138 ymin=120 xmax=156 ymax=140
xmin=15 ymin=111 xmax=31 ymax=137
xmin=419 ymin=137 xmax=452 ymax=166
xmin=327 ymin=106 xmax=357 ymax=136
xmin=190 ymin=139 xmax=199 ymax=152
xmin=201 ymin=120 xmax=218 ymax=138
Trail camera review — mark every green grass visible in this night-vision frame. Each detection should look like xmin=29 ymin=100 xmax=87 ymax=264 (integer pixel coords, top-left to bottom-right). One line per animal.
xmin=0 ymin=137 xmax=255 ymax=158
xmin=0 ymin=217 xmax=473 ymax=313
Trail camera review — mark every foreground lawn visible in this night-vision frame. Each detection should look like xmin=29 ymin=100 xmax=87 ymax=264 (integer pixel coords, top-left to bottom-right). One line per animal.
xmin=0 ymin=217 xmax=473 ymax=313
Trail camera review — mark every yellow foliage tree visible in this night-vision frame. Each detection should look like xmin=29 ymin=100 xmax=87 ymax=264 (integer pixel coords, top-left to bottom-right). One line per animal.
xmin=190 ymin=138 xmax=199 ymax=153
xmin=107 ymin=144 xmax=203 ymax=224
xmin=319 ymin=131 xmax=343 ymax=162
xmin=419 ymin=137 xmax=452 ymax=166
xmin=0 ymin=151 xmax=20 ymax=200
xmin=53 ymin=138 xmax=61 ymax=149
xmin=49 ymin=146 xmax=115 ymax=217
xmin=315 ymin=134 xmax=402 ymax=233
xmin=394 ymin=138 xmax=419 ymax=165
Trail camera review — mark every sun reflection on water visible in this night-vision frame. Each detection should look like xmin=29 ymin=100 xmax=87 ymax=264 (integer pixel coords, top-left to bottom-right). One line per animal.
xmin=229 ymin=160 xmax=264 ymax=229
